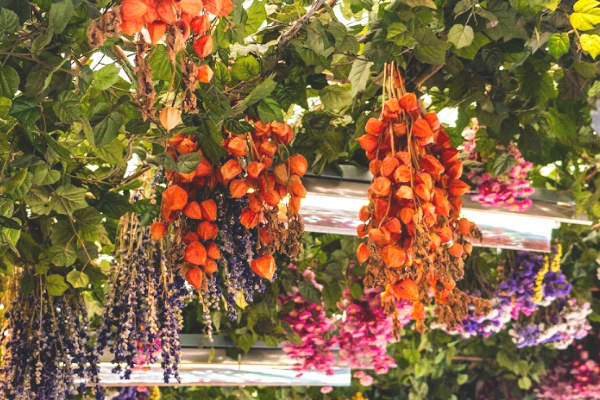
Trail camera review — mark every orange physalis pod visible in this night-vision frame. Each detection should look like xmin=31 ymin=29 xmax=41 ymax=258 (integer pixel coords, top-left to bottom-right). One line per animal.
xmin=424 ymin=112 xmax=441 ymax=132
xmin=271 ymin=122 xmax=294 ymax=144
xmin=356 ymin=242 xmax=370 ymax=263
xmin=224 ymin=136 xmax=248 ymax=157
xmin=247 ymin=161 xmax=266 ymax=179
xmin=415 ymin=184 xmax=431 ymax=202
xmin=448 ymin=180 xmax=470 ymax=197
xmin=260 ymin=141 xmax=278 ymax=157
xmin=190 ymin=14 xmax=210 ymax=34
xmin=371 ymin=177 xmax=392 ymax=197
xmin=273 ymin=163 xmax=288 ymax=185
xmin=162 ymin=185 xmax=188 ymax=211
xmin=178 ymin=138 xmax=196 ymax=154
xmin=203 ymin=0 xmax=234 ymax=16
xmin=250 ymin=255 xmax=276 ymax=281
xmin=365 ymin=118 xmax=386 ymax=136
xmin=396 ymin=151 xmax=410 ymax=165
xmin=197 ymin=64 xmax=214 ymax=83
xmin=398 ymin=93 xmax=418 ymax=111
xmin=289 ymin=197 xmax=301 ymax=213
xmin=229 ymin=179 xmax=249 ymax=198
xmin=394 ymin=185 xmax=413 ymax=200
xmin=359 ymin=205 xmax=370 ymax=222
xmin=248 ymin=193 xmax=262 ymax=212
xmin=200 ymin=199 xmax=217 ymax=221
xmin=160 ymin=107 xmax=181 ymax=131
xmin=184 ymin=241 xmax=207 ymax=266
xmin=384 ymin=217 xmax=402 ymax=234
xmin=121 ymin=0 xmax=148 ymax=21
xmin=411 ymin=119 xmax=433 ymax=138
xmin=289 ymin=155 xmax=308 ymax=177
xmin=439 ymin=226 xmax=452 ymax=243
xmin=357 ymin=134 xmax=379 ymax=152
xmin=156 ymin=0 xmax=177 ymax=24
xmin=429 ymin=232 xmax=441 ymax=250
xmin=399 ymin=207 xmax=415 ymax=225
xmin=185 ymin=267 xmax=203 ymax=291
xmin=177 ymin=0 xmax=204 ymax=15
xmin=416 ymin=172 xmax=433 ymax=189
xmin=290 ymin=175 xmax=307 ymax=198
xmin=203 ymin=259 xmax=219 ymax=274
xmin=193 ymin=34 xmax=213 ymax=58
xmin=240 ymin=207 xmax=260 ymax=229
xmin=259 ymin=226 xmax=274 ymax=243
xmin=411 ymin=301 xmax=425 ymax=320
xmin=184 ymin=201 xmax=204 ymax=219
xmin=393 ymin=165 xmax=411 ymax=183
xmin=182 ymin=232 xmax=199 ymax=244
xmin=392 ymin=123 xmax=407 ymax=137
xmin=196 ymin=158 xmax=213 ymax=177
xmin=357 ymin=224 xmax=368 ymax=238
xmin=382 ymin=244 xmax=406 ymax=268
xmin=458 ymin=218 xmax=472 ymax=236
xmin=380 ymin=156 xmax=399 ymax=178
xmin=448 ymin=162 xmax=463 ymax=180
xmin=263 ymin=190 xmax=281 ymax=207
xmin=206 ymin=241 xmax=221 ymax=259
xmin=391 ymin=279 xmax=419 ymax=301
xmin=420 ymin=154 xmax=445 ymax=174
xmin=434 ymin=195 xmax=450 ymax=217
xmin=369 ymin=159 xmax=382 ymax=176
xmin=441 ymin=148 xmax=460 ymax=166
xmin=147 ymin=21 xmax=166 ymax=45
xmin=464 ymin=242 xmax=473 ymax=255
xmin=197 ymin=221 xmax=219 ymax=240
xmin=150 ymin=222 xmax=168 ymax=241
xmin=449 ymin=243 xmax=464 ymax=258
xmin=220 ymin=159 xmax=243 ymax=180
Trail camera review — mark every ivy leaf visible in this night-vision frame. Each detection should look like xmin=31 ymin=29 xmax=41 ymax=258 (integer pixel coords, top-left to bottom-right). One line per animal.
xmin=53 ymin=91 xmax=81 ymax=122
xmin=349 ymin=58 xmax=374 ymax=97
xmin=47 ymin=274 xmax=69 ymax=296
xmin=448 ymin=24 xmax=474 ymax=49
xmin=570 ymin=0 xmax=600 ymax=31
xmin=93 ymin=112 xmax=123 ymax=148
xmin=9 ymin=97 xmax=41 ymax=124
xmin=547 ymin=32 xmax=570 ymax=59
xmin=414 ymin=29 xmax=451 ymax=65
xmin=96 ymin=138 xmax=126 ymax=166
xmin=0 ymin=8 xmax=19 ymax=41
xmin=48 ymin=0 xmax=74 ymax=34
xmin=176 ymin=152 xmax=202 ymax=174
xmin=66 ymin=270 xmax=89 ymax=288
xmin=93 ymin=64 xmax=120 ymax=91
xmin=232 ymin=55 xmax=260 ymax=81
xmin=0 ymin=65 xmax=19 ymax=98
xmin=547 ymin=108 xmax=577 ymax=138
xmin=50 ymin=185 xmax=88 ymax=215
xmin=580 ymin=33 xmax=600 ymax=58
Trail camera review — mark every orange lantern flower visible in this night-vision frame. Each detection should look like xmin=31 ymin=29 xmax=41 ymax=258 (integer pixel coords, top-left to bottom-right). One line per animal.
xmin=150 ymin=222 xmax=168 ymax=241
xmin=185 ymin=266 xmax=203 ymax=291
xmin=250 ymin=255 xmax=276 ymax=281
xmin=184 ymin=241 xmax=207 ymax=265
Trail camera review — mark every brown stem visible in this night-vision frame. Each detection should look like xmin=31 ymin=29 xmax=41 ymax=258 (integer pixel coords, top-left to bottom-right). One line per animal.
xmin=413 ymin=65 xmax=443 ymax=88
xmin=277 ymin=0 xmax=328 ymax=54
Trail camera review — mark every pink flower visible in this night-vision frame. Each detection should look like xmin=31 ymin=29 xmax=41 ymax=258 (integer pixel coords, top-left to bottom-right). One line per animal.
xmin=320 ymin=386 xmax=333 ymax=394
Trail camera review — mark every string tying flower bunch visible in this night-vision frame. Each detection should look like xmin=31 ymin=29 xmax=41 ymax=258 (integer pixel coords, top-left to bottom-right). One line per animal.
xmin=356 ymin=63 xmax=489 ymax=333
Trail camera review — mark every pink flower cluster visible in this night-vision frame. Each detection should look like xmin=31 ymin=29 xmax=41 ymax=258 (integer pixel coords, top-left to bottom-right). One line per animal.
xmin=337 ymin=288 xmax=405 ymax=375
xmin=536 ymin=348 xmax=600 ymax=399
xmin=280 ymin=292 xmax=338 ymax=376
xmin=463 ymin=128 xmax=535 ymax=212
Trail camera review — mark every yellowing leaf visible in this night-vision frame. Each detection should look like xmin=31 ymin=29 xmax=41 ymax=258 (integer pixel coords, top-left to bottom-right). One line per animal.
xmin=448 ymin=24 xmax=474 ymax=49
xmin=570 ymin=0 xmax=600 ymax=30
xmin=580 ymin=33 xmax=600 ymax=58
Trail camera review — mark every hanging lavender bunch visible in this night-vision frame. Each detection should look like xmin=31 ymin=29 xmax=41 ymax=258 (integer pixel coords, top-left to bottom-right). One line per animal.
xmin=0 ymin=270 xmax=100 ymax=400
xmin=215 ymin=192 xmax=265 ymax=321
xmin=95 ymin=213 xmax=188 ymax=383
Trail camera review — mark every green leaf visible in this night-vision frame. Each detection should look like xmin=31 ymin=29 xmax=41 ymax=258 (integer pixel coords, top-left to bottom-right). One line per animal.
xmin=240 ymin=74 xmax=277 ymax=108
xmin=547 ymin=32 xmax=570 ymax=59
xmin=212 ymin=62 xmax=231 ymax=89
xmin=0 ymin=8 xmax=19 ymax=41
xmin=154 ymin=152 xmax=177 ymax=171
xmin=320 ymin=85 xmax=353 ymax=113
xmin=47 ymin=274 xmax=69 ymax=296
xmin=492 ymin=153 xmax=517 ymax=176
xmin=580 ymin=33 xmax=600 ymax=58
xmin=176 ymin=152 xmax=202 ymax=173
xmin=148 ymin=45 xmax=173 ymax=81
xmin=547 ymin=108 xmax=577 ymax=138
xmin=50 ymin=185 xmax=88 ymax=215
xmin=518 ymin=376 xmax=532 ymax=390
xmin=66 ymin=270 xmax=89 ymax=288
xmin=386 ymin=22 xmax=413 ymax=46
xmin=232 ymin=55 xmax=260 ymax=81
xmin=256 ymin=97 xmax=283 ymax=122
xmin=196 ymin=119 xmax=228 ymax=163
xmin=93 ymin=112 xmax=123 ymax=148
xmin=448 ymin=24 xmax=474 ymax=49
xmin=0 ymin=65 xmax=19 ymax=98
xmin=400 ymin=0 xmax=436 ymax=8
xmin=93 ymin=64 xmax=120 ymax=91
xmin=454 ymin=33 xmax=491 ymax=59
xmin=570 ymin=0 xmax=600 ymax=31
xmin=349 ymin=282 xmax=363 ymax=299
xmin=224 ymin=119 xmax=254 ymax=134
xmin=53 ymin=91 xmax=81 ymax=122
xmin=25 ymin=187 xmax=52 ymax=215
xmin=47 ymin=242 xmax=77 ymax=267
xmin=348 ymin=58 xmax=374 ymax=97
xmin=245 ymin=0 xmax=266 ymax=35
xmin=457 ymin=374 xmax=468 ymax=385
xmin=0 ymin=215 xmax=21 ymax=230
xmin=30 ymin=164 xmax=60 ymax=186
xmin=9 ymin=97 xmax=41 ymax=124
xmin=454 ymin=0 xmax=477 ymax=15
xmin=414 ymin=29 xmax=451 ymax=65
xmin=48 ymin=0 xmax=74 ymax=34
xmin=96 ymin=138 xmax=126 ymax=166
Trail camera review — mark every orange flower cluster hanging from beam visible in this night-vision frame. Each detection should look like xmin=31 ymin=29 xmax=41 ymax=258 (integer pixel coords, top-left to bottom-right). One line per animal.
xmin=356 ymin=64 xmax=489 ymax=333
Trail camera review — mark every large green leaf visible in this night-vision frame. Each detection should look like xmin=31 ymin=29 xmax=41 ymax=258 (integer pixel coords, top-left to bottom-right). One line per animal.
xmin=53 ymin=91 xmax=82 ymax=122
xmin=447 ymin=24 xmax=474 ymax=49
xmin=50 ymin=185 xmax=88 ymax=215
xmin=66 ymin=270 xmax=89 ymax=288
xmin=0 ymin=8 xmax=19 ymax=40
xmin=320 ymin=85 xmax=353 ymax=113
xmin=232 ymin=55 xmax=260 ymax=81
xmin=453 ymin=33 xmax=490 ymax=59
xmin=47 ymin=274 xmax=69 ymax=296
xmin=0 ymin=65 xmax=19 ymax=98
xmin=386 ymin=22 xmax=413 ymax=46
xmin=9 ymin=97 xmax=41 ymax=124
xmin=414 ymin=29 xmax=451 ymax=65
xmin=245 ymin=0 xmax=266 ymax=35
xmin=148 ymin=45 xmax=173 ymax=81
xmin=93 ymin=64 xmax=120 ymax=91
xmin=93 ymin=112 xmax=123 ymax=148
xmin=48 ymin=0 xmax=74 ymax=34
xmin=547 ymin=32 xmax=570 ymax=59
xmin=570 ymin=0 xmax=600 ymax=31
xmin=348 ymin=58 xmax=374 ymax=97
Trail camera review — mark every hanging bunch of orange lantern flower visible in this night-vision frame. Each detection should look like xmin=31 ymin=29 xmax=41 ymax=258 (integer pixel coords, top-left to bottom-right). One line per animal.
xmin=151 ymin=119 xmax=306 ymax=330
xmin=356 ymin=63 xmax=489 ymax=333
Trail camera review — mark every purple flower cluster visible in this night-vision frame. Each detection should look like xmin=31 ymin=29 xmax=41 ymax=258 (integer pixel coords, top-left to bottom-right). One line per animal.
xmin=496 ymin=251 xmax=545 ymax=317
xmin=216 ymin=194 xmax=265 ymax=322
xmin=0 ymin=273 xmax=100 ymax=400
xmin=463 ymin=128 xmax=535 ymax=212
xmin=337 ymin=288 xmax=399 ymax=375
xmin=95 ymin=214 xmax=188 ymax=383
